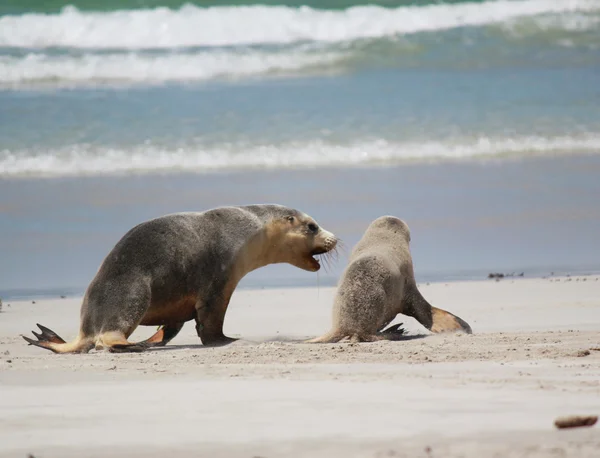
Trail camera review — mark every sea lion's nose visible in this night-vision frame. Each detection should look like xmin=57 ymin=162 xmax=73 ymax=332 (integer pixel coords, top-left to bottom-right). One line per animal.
xmin=323 ymin=231 xmax=337 ymax=250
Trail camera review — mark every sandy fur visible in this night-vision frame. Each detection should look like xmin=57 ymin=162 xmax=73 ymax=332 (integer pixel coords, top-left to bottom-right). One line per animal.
xmin=309 ymin=216 xmax=471 ymax=343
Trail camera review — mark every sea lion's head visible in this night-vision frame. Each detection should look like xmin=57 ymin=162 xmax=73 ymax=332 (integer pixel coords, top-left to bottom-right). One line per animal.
xmin=269 ymin=209 xmax=338 ymax=272
xmin=368 ymin=216 xmax=411 ymax=242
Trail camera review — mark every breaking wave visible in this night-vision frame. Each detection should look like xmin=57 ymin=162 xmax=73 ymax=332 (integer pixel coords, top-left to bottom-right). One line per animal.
xmin=2 ymin=135 xmax=600 ymax=177
xmin=0 ymin=0 xmax=598 ymax=49
xmin=0 ymin=47 xmax=346 ymax=87
xmin=1 ymin=0 xmax=598 ymax=87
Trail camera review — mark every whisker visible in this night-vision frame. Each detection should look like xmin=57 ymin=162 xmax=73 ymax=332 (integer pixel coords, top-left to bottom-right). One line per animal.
xmin=317 ymin=270 xmax=320 ymax=298
xmin=329 ymin=247 xmax=340 ymax=264
xmin=333 ymin=246 xmax=341 ymax=261
xmin=335 ymin=239 xmax=348 ymax=256
xmin=318 ymin=254 xmax=328 ymax=273
xmin=326 ymin=250 xmax=337 ymax=272
xmin=317 ymin=252 xmax=333 ymax=273
xmin=323 ymin=254 xmax=332 ymax=273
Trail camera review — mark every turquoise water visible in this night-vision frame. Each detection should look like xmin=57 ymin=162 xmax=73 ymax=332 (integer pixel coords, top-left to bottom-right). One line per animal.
xmin=1 ymin=0 xmax=599 ymax=174
xmin=1 ymin=0 xmax=599 ymax=297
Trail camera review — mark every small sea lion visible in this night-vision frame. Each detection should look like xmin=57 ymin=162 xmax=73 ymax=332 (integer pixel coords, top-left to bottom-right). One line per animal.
xmin=23 ymin=204 xmax=337 ymax=353
xmin=308 ymin=216 xmax=471 ymax=343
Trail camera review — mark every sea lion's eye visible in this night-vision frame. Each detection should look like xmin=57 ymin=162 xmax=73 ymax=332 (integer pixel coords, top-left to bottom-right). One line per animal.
xmin=286 ymin=216 xmax=295 ymax=223
xmin=307 ymin=223 xmax=318 ymax=233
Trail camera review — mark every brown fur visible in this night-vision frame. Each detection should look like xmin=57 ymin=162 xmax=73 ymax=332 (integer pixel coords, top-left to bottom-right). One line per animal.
xmin=139 ymin=294 xmax=197 ymax=326
xmin=307 ymin=216 xmax=471 ymax=343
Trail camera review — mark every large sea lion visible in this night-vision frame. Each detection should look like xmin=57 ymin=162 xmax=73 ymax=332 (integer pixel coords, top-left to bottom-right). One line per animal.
xmin=308 ymin=216 xmax=471 ymax=343
xmin=23 ymin=204 xmax=337 ymax=353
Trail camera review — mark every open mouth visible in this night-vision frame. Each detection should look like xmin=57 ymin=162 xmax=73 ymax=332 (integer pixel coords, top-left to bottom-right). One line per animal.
xmin=310 ymin=258 xmax=321 ymax=270
xmin=308 ymin=247 xmax=330 ymax=271
xmin=308 ymin=254 xmax=321 ymax=271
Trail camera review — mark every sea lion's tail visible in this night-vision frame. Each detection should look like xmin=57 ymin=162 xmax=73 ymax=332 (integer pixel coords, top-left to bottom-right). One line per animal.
xmin=430 ymin=306 xmax=472 ymax=334
xmin=305 ymin=331 xmax=344 ymax=343
xmin=22 ymin=324 xmax=93 ymax=354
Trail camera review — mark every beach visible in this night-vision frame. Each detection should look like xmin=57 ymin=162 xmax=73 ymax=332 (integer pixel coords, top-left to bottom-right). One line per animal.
xmin=1 ymin=276 xmax=599 ymax=457
xmin=1 ymin=0 xmax=600 ymax=455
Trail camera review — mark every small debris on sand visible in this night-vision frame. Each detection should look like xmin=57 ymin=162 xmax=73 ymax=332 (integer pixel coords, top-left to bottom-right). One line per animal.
xmin=554 ymin=415 xmax=598 ymax=429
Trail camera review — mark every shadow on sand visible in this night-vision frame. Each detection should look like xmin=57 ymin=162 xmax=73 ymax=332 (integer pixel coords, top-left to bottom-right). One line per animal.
xmin=149 ymin=332 xmax=429 ymax=352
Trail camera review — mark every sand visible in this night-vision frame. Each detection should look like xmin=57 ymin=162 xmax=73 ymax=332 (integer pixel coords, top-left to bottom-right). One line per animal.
xmin=1 ymin=276 xmax=599 ymax=457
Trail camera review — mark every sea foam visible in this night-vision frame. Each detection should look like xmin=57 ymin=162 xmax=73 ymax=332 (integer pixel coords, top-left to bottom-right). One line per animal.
xmin=0 ymin=48 xmax=345 ymax=86
xmin=1 ymin=0 xmax=598 ymax=49
xmin=2 ymin=135 xmax=599 ymax=178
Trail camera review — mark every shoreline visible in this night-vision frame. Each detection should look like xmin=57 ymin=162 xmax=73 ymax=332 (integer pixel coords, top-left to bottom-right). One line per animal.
xmin=3 ymin=153 xmax=600 ymax=298
xmin=2 ymin=269 xmax=600 ymax=302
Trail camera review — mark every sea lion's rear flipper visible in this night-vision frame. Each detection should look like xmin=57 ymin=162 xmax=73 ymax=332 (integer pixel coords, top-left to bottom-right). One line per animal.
xmin=403 ymin=283 xmax=472 ymax=334
xmin=138 ymin=322 xmax=185 ymax=348
xmin=31 ymin=323 xmax=66 ymax=344
xmin=22 ymin=323 xmax=93 ymax=353
xmin=430 ymin=306 xmax=472 ymax=334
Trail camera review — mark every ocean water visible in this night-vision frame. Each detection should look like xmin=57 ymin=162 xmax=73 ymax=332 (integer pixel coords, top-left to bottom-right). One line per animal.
xmin=1 ymin=0 xmax=599 ymax=298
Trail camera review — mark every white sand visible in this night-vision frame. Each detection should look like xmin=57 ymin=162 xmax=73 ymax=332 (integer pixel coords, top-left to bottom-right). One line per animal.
xmin=1 ymin=276 xmax=599 ymax=457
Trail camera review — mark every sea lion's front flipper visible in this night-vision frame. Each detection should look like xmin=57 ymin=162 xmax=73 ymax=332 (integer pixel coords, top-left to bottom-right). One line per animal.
xmin=377 ymin=322 xmax=406 ymax=340
xmin=139 ymin=322 xmax=185 ymax=348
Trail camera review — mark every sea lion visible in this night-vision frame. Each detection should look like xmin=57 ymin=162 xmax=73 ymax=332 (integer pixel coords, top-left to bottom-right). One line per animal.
xmin=308 ymin=216 xmax=471 ymax=343
xmin=23 ymin=204 xmax=337 ymax=353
